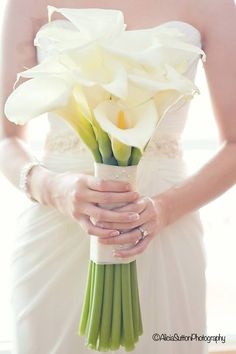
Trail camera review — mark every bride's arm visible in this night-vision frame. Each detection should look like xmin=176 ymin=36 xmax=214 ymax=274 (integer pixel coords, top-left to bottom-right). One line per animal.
xmin=160 ymin=0 xmax=236 ymax=224
xmin=0 ymin=0 xmax=43 ymax=187
xmin=98 ymin=0 xmax=236 ymax=257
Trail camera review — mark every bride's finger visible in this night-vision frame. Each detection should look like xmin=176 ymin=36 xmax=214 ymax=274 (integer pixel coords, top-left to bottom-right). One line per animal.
xmin=77 ymin=203 xmax=140 ymax=223
xmin=79 ymin=215 xmax=120 ymax=238
xmin=98 ymin=221 xmax=156 ymax=245
xmin=112 ymin=232 xmax=154 ymax=258
xmin=95 ymin=203 xmax=154 ymax=230
xmin=113 ymin=197 xmax=148 ymax=214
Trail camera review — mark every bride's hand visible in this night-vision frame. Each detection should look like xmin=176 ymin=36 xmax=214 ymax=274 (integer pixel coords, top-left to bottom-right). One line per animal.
xmin=96 ymin=196 xmax=168 ymax=257
xmin=40 ymin=171 xmax=140 ymax=238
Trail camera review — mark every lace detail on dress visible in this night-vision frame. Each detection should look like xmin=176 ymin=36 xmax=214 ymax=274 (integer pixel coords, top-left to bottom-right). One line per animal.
xmin=44 ymin=130 xmax=87 ymax=153
xmin=145 ymin=133 xmax=182 ymax=158
xmin=44 ymin=130 xmax=182 ymax=159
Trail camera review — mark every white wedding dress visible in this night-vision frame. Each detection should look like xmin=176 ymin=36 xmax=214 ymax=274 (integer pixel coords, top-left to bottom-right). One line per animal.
xmin=10 ymin=20 xmax=208 ymax=354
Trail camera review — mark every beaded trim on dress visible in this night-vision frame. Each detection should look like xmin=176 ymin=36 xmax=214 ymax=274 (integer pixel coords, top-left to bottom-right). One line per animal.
xmin=44 ymin=130 xmax=182 ymax=159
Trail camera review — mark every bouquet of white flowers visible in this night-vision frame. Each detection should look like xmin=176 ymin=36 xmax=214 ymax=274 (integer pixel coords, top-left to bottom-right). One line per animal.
xmin=5 ymin=6 xmax=205 ymax=351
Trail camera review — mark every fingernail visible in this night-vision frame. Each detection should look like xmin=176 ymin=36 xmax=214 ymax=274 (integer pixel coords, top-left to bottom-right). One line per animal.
xmin=128 ymin=213 xmax=140 ymax=220
xmin=110 ymin=230 xmax=120 ymax=237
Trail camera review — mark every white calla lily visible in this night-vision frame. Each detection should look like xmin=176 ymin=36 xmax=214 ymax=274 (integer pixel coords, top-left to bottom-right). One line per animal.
xmin=102 ymin=25 xmax=205 ymax=72
xmin=93 ymin=99 xmax=159 ymax=150
xmin=47 ymin=6 xmax=126 ymax=46
xmin=19 ymin=8 xmax=205 ymax=113
xmin=17 ymin=56 xmax=69 ymax=80
xmin=59 ymin=47 xmax=128 ymax=99
xmin=35 ymin=20 xmax=89 ymax=54
xmin=116 ymin=63 xmax=198 ymax=113
xmin=4 ymin=76 xmax=74 ymax=124
xmin=4 ymin=6 xmax=206 ymax=159
xmin=128 ymin=63 xmax=199 ymax=98
xmin=16 ymin=44 xmax=128 ymax=101
xmin=104 ymin=31 xmax=204 ymax=73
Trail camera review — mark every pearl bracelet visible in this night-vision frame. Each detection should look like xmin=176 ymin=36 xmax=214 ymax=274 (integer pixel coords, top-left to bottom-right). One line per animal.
xmin=19 ymin=162 xmax=42 ymax=202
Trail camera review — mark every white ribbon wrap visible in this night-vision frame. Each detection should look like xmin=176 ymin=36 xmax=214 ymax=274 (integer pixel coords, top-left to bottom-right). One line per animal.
xmin=90 ymin=162 xmax=138 ymax=264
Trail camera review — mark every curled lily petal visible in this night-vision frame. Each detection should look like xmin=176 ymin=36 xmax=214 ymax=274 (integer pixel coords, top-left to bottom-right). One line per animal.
xmin=102 ymin=25 xmax=205 ymax=72
xmin=129 ymin=63 xmax=199 ymax=96
xmin=17 ymin=56 xmax=68 ymax=80
xmin=77 ymin=86 xmax=110 ymax=113
xmin=35 ymin=21 xmax=91 ymax=54
xmin=59 ymin=48 xmax=128 ymax=99
xmin=48 ymin=6 xmax=126 ymax=44
xmin=5 ymin=76 xmax=74 ymax=124
xmin=118 ymin=63 xmax=198 ymax=109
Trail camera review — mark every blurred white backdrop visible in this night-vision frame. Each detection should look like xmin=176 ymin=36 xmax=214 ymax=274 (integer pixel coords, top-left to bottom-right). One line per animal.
xmin=0 ymin=1 xmax=236 ymax=352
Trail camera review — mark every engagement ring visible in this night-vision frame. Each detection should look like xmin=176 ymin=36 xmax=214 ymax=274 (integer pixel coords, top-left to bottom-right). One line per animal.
xmin=138 ymin=226 xmax=149 ymax=240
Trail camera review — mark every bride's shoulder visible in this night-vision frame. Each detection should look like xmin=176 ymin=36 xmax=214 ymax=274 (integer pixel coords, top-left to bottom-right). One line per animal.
xmin=181 ymin=0 xmax=235 ymax=47
xmin=5 ymin=0 xmax=49 ymax=32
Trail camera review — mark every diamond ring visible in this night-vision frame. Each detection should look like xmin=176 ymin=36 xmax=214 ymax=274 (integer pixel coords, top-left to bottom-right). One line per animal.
xmin=138 ymin=226 xmax=149 ymax=240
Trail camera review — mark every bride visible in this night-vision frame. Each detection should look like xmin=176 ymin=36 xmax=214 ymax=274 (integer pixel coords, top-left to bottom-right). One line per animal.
xmin=0 ymin=0 xmax=235 ymax=353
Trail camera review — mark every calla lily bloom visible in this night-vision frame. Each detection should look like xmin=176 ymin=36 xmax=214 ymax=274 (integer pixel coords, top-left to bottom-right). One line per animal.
xmin=4 ymin=77 xmax=102 ymax=161
xmin=56 ymin=87 xmax=102 ymax=162
xmin=14 ymin=47 xmax=128 ymax=103
xmin=6 ymin=7 xmax=204 ymax=126
xmin=59 ymin=47 xmax=128 ymax=99
xmin=72 ymin=87 xmax=113 ymax=164
xmin=102 ymin=24 xmax=205 ymax=72
xmin=34 ymin=6 xmax=126 ymax=55
xmin=4 ymin=75 xmax=75 ymax=124
xmin=93 ymin=99 xmax=159 ymax=151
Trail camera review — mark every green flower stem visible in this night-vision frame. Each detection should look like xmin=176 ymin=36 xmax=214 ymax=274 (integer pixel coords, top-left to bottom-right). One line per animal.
xmin=130 ymin=147 xmax=142 ymax=165
xmin=110 ymin=264 xmax=122 ymax=351
xmin=65 ymin=119 xmax=103 ymax=163
xmin=130 ymin=261 xmax=142 ymax=342
xmin=85 ymin=261 xmax=95 ymax=337
xmin=106 ymin=156 xmax=118 ymax=166
xmin=91 ymin=149 xmax=103 ymax=163
xmin=87 ymin=264 xmax=105 ymax=349
xmin=118 ymin=160 xmax=128 ymax=167
xmin=120 ymin=315 xmax=125 ymax=347
xmin=121 ymin=263 xmax=135 ymax=351
xmin=133 ymin=261 xmax=143 ymax=336
xmin=78 ymin=261 xmax=93 ymax=336
xmin=137 ymin=288 xmax=143 ymax=337
xmin=98 ymin=264 xmax=114 ymax=351
xmin=97 ymin=130 xmax=113 ymax=164
xmin=91 ymin=116 xmax=113 ymax=163
xmin=112 ymin=138 xmax=131 ymax=167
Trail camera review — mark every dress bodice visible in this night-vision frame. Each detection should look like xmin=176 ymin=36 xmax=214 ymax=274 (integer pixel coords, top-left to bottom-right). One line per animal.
xmin=36 ymin=18 xmax=203 ymax=172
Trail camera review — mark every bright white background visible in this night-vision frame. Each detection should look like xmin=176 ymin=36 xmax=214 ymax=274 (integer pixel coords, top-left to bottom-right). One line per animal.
xmin=0 ymin=1 xmax=236 ymax=352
